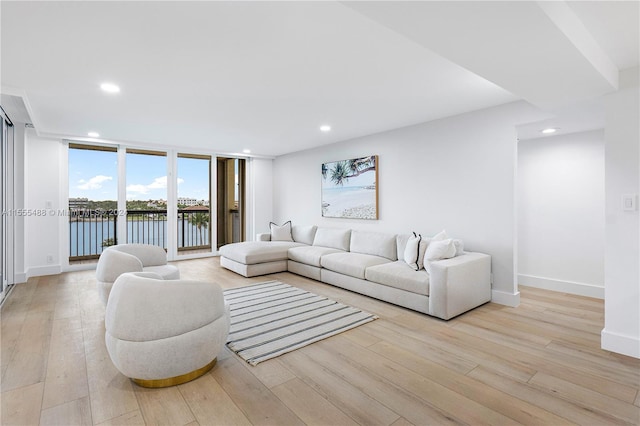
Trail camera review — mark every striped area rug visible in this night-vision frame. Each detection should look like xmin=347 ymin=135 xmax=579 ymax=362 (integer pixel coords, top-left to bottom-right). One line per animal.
xmin=223 ymin=281 xmax=378 ymax=366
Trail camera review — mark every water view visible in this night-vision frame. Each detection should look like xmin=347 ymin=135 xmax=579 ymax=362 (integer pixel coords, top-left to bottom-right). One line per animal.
xmin=68 ymin=147 xmax=219 ymax=260
xmin=69 ymin=218 xmax=210 ymax=257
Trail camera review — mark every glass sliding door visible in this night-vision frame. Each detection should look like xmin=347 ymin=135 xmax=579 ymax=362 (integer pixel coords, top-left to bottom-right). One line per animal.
xmin=68 ymin=144 xmax=118 ymax=263
xmin=125 ymin=149 xmax=168 ymax=248
xmin=177 ymin=154 xmax=212 ymax=255
xmin=216 ymin=157 xmax=245 ymax=248
xmin=1 ymin=114 xmax=5 ymax=301
xmin=0 ymin=109 xmax=12 ymax=302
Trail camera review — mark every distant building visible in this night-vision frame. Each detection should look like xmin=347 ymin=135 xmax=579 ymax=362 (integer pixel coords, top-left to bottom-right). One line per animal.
xmin=178 ymin=197 xmax=198 ymax=206
xmin=178 ymin=197 xmax=209 ymax=207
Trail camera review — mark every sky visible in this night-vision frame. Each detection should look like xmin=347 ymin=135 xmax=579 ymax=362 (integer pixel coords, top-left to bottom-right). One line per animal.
xmin=321 ymin=160 xmax=376 ymax=190
xmin=68 ymin=149 xmax=210 ymax=201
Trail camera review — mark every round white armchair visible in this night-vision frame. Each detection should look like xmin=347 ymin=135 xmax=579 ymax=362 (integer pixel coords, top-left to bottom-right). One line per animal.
xmin=105 ymin=272 xmax=230 ymax=387
xmin=96 ymin=244 xmax=180 ymax=305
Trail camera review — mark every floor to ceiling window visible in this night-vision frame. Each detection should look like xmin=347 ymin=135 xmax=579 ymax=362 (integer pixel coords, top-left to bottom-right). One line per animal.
xmin=67 ymin=145 xmax=246 ymax=262
xmin=67 ymin=144 xmax=118 ymax=263
xmin=125 ymin=149 xmax=168 ymax=248
xmin=177 ymin=153 xmax=212 ymax=256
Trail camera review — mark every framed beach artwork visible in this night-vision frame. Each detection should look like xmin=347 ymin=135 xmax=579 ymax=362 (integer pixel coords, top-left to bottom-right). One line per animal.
xmin=321 ymin=155 xmax=378 ymax=219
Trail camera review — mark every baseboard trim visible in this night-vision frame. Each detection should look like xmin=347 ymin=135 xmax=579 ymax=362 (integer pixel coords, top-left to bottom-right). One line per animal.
xmin=63 ymin=263 xmax=96 ymax=273
xmin=14 ymin=272 xmax=27 ymax=284
xmin=491 ymin=289 xmax=520 ymax=307
xmin=518 ymin=274 xmax=604 ymax=299
xmin=26 ymin=265 xmax=62 ymax=279
xmin=601 ymin=329 xmax=640 ymax=359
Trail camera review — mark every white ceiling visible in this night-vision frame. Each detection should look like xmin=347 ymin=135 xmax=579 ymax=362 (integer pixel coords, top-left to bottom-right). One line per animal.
xmin=1 ymin=1 xmax=638 ymax=156
xmin=567 ymin=1 xmax=639 ymax=70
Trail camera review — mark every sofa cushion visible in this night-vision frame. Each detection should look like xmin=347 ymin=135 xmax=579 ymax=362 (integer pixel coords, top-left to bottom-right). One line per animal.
xmin=397 ymin=234 xmax=411 ymax=260
xmin=365 ymin=261 xmax=430 ymax=296
xmin=220 ymin=241 xmax=304 ymax=264
xmin=350 ymin=230 xmax=397 ymax=260
xmin=270 ymin=221 xmax=294 ymax=242
xmin=292 ymin=225 xmax=317 ymax=245
xmin=288 ymin=246 xmax=343 ymax=267
xmin=424 ymin=239 xmax=457 ymax=274
xmin=313 ymin=228 xmax=351 ymax=251
xmin=321 ymin=252 xmax=390 ymax=279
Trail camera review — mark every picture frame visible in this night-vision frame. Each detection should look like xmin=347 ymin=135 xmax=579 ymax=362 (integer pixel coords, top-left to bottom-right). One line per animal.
xmin=321 ymin=155 xmax=378 ymax=219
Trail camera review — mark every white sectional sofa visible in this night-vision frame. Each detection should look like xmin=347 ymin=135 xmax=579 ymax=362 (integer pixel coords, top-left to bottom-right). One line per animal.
xmin=219 ymin=225 xmax=491 ymax=320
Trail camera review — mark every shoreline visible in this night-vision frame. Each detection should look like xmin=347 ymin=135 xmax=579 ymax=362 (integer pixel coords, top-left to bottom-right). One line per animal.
xmin=322 ymin=187 xmax=376 ymax=219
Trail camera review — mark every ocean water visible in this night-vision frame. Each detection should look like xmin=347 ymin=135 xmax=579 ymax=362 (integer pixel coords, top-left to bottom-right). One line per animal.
xmin=69 ymin=219 xmax=209 ymax=256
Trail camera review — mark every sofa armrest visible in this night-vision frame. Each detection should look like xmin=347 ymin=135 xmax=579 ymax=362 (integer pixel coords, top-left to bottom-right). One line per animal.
xmin=428 ymin=252 xmax=491 ymax=320
xmin=257 ymin=233 xmax=271 ymax=241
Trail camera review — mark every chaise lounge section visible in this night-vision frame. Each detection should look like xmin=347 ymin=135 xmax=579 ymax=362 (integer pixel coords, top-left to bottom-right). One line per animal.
xmin=219 ymin=225 xmax=491 ymax=320
xmin=219 ymin=224 xmax=317 ymax=277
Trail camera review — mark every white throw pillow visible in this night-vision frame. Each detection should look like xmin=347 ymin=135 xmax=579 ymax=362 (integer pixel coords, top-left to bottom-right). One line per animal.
xmin=403 ymin=232 xmax=422 ymax=271
xmin=424 ymin=238 xmax=456 ymax=274
xmin=453 ymin=239 xmax=464 ymax=256
xmin=270 ymin=221 xmax=293 ymax=242
xmin=431 ymin=229 xmax=448 ymax=241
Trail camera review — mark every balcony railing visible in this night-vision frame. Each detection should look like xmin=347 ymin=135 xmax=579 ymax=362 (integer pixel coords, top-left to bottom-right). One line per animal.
xmin=69 ymin=210 xmax=117 ymax=261
xmin=69 ymin=209 xmax=211 ymax=261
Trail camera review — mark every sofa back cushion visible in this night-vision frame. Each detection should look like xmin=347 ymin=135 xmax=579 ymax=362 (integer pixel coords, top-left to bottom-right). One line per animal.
xmin=396 ymin=234 xmax=411 ymax=260
xmin=350 ymin=230 xmax=397 ymax=260
xmin=313 ymin=227 xmax=351 ymax=251
xmin=292 ymin=225 xmax=317 ymax=245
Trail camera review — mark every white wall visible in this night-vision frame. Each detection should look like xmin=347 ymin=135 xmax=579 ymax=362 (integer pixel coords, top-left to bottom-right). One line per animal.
xmin=24 ymin=130 xmax=64 ymax=277
xmin=518 ymin=130 xmax=605 ymax=298
xmin=602 ymin=69 xmax=639 ymax=358
xmin=273 ymin=101 xmax=545 ymax=304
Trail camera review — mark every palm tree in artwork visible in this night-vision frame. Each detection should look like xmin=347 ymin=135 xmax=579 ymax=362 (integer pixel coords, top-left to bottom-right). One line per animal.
xmin=327 ymin=156 xmax=376 ymax=186
xmin=188 ymin=212 xmax=209 ymax=245
xmin=330 ymin=161 xmax=350 ymax=186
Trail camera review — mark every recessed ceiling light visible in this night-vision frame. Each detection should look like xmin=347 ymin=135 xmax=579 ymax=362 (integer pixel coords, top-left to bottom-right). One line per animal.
xmin=87 ymin=131 xmax=100 ymax=138
xmin=100 ymin=82 xmax=120 ymax=93
xmin=243 ymin=149 xmax=251 ymax=154
xmin=541 ymin=128 xmax=558 ymax=134
xmin=320 ymin=125 xmax=331 ymax=132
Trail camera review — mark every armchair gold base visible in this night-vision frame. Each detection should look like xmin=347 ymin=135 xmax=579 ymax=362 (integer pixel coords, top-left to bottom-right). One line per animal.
xmin=131 ymin=358 xmax=217 ymax=388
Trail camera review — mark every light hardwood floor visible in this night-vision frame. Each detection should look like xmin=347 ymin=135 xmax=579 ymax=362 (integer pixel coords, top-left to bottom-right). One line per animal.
xmin=1 ymin=257 xmax=639 ymax=425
